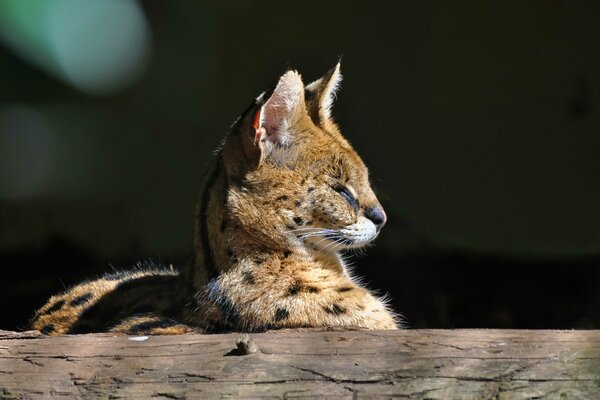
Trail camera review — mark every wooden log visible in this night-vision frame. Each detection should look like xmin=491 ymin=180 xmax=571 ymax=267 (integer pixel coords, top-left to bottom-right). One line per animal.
xmin=1 ymin=329 xmax=599 ymax=399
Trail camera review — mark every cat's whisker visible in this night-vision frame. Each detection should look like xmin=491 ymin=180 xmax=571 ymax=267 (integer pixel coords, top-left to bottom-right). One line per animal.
xmin=312 ymin=235 xmax=336 ymax=250
xmin=313 ymin=236 xmax=330 ymax=247
xmin=298 ymin=231 xmax=334 ymax=240
xmin=287 ymin=227 xmax=332 ymax=233
xmin=320 ymin=238 xmax=344 ymax=254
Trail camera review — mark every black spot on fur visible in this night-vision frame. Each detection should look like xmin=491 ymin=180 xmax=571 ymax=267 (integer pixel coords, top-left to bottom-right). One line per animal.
xmin=243 ymin=271 xmax=255 ymax=284
xmin=282 ymin=249 xmax=292 ymax=258
xmin=227 ymin=248 xmax=238 ymax=263
xmin=307 ymin=187 xmax=315 ymax=193
xmin=324 ymin=304 xmax=347 ymax=315
xmin=46 ymin=299 xmax=66 ymax=314
xmin=304 ymin=88 xmax=317 ymax=103
xmin=287 ymin=282 xmax=301 ymax=296
xmin=293 ymin=216 xmax=303 ymax=225
xmin=294 ymin=200 xmax=302 ymax=207
xmin=276 ymin=195 xmax=289 ymax=201
xmin=308 ymin=286 xmax=320 ymax=293
xmin=274 ymin=308 xmax=290 ymax=321
xmin=40 ymin=324 xmax=55 ymax=335
xmin=253 ymin=255 xmax=266 ymax=264
xmin=337 ymin=287 xmax=353 ymax=293
xmin=69 ymin=293 xmax=92 ymax=307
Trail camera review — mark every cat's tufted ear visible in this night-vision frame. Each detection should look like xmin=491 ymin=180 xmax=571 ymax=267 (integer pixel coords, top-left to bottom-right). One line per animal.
xmin=253 ymin=70 xmax=306 ymax=152
xmin=305 ymin=62 xmax=342 ymax=124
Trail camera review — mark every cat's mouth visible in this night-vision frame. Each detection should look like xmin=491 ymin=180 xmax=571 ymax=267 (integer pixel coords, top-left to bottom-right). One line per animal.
xmin=293 ymin=218 xmax=379 ymax=253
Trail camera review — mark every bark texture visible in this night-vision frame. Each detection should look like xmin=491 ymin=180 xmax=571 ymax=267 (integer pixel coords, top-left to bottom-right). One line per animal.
xmin=1 ymin=329 xmax=599 ymax=399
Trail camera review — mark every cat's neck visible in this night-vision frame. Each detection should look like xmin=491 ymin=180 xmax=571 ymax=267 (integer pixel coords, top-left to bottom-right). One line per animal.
xmin=185 ymin=152 xmax=345 ymax=293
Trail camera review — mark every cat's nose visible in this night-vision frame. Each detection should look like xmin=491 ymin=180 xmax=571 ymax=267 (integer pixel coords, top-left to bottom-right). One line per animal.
xmin=364 ymin=206 xmax=387 ymax=229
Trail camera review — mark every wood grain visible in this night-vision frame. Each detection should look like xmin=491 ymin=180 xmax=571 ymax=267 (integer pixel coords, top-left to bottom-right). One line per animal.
xmin=1 ymin=329 xmax=599 ymax=399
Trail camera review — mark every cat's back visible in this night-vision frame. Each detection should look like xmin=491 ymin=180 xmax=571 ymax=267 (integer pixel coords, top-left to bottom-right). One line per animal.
xmin=31 ymin=266 xmax=185 ymax=335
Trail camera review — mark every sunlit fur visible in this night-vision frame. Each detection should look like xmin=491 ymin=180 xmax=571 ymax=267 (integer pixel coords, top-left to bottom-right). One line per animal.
xmin=31 ymin=63 xmax=400 ymax=335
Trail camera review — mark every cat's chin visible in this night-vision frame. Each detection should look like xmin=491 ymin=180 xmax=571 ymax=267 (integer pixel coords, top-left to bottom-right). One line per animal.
xmin=338 ymin=218 xmax=379 ymax=249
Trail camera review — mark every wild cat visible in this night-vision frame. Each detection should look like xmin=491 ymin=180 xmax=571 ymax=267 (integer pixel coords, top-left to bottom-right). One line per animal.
xmin=31 ymin=63 xmax=399 ymax=335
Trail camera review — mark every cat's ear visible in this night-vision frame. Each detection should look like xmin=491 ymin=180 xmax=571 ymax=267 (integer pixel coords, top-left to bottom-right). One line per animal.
xmin=225 ymin=70 xmax=306 ymax=175
xmin=254 ymin=70 xmax=306 ymax=150
xmin=305 ymin=62 xmax=342 ymax=124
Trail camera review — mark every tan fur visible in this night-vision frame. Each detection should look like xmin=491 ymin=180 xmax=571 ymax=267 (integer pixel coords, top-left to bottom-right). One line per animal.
xmin=31 ymin=63 xmax=400 ymax=335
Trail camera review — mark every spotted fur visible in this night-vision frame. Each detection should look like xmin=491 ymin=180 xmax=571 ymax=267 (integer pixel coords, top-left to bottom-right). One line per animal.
xmin=31 ymin=63 xmax=400 ymax=335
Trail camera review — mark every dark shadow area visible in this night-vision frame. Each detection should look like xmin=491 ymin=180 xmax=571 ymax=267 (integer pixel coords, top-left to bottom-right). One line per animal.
xmin=1 ymin=236 xmax=98 ymax=331
xmin=363 ymin=249 xmax=600 ymax=329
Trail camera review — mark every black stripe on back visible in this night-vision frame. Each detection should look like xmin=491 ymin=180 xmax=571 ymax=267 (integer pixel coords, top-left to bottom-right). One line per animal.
xmin=199 ymin=156 xmax=223 ymax=280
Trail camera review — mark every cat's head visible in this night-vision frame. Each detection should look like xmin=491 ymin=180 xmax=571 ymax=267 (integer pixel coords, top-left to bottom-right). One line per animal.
xmin=223 ymin=63 xmax=386 ymax=253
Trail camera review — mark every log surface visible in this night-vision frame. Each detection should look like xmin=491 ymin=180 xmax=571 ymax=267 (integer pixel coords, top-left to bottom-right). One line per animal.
xmin=0 ymin=329 xmax=599 ymax=399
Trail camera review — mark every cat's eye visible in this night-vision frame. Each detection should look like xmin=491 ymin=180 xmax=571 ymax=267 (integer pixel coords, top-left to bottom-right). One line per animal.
xmin=334 ymin=185 xmax=359 ymax=210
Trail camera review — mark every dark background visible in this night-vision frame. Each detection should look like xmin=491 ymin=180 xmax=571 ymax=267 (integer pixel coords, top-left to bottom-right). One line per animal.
xmin=1 ymin=1 xmax=599 ymax=331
